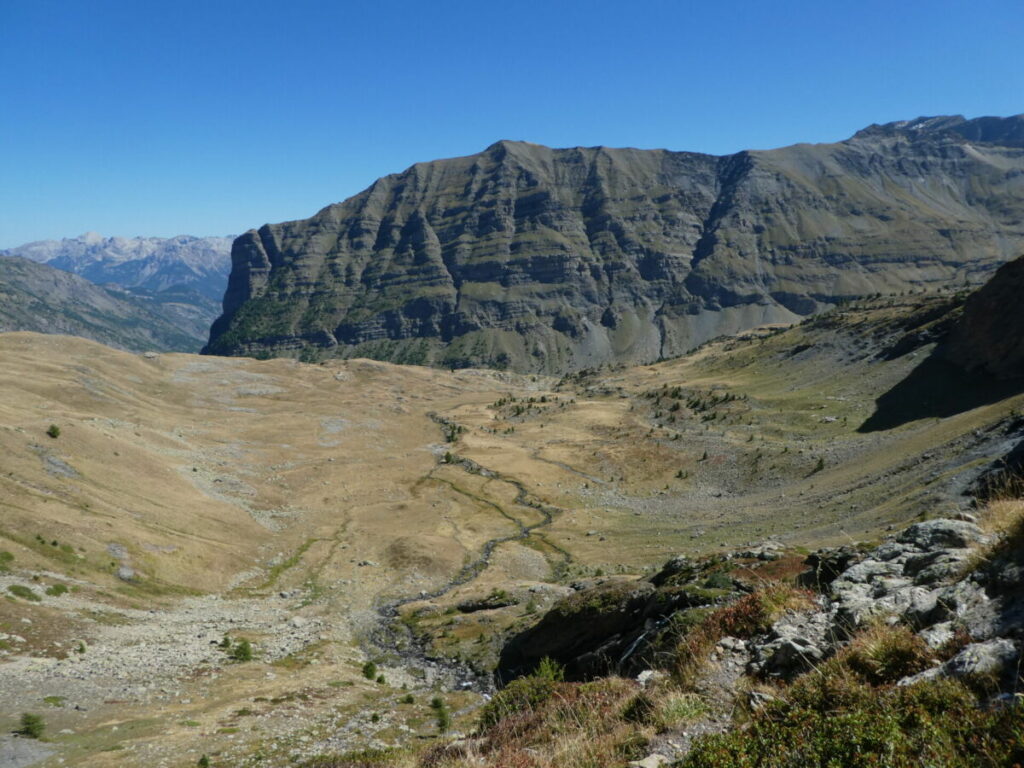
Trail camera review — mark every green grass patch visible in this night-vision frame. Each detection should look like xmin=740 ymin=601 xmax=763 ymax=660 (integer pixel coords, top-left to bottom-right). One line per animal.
xmin=260 ymin=538 xmax=316 ymax=589
xmin=8 ymin=584 xmax=41 ymax=602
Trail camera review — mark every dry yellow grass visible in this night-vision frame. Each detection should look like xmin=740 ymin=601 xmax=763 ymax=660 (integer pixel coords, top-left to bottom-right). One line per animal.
xmin=2 ymin=296 xmax=1023 ymax=765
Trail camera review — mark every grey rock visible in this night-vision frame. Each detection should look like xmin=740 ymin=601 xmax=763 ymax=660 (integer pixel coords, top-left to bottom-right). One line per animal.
xmin=629 ymin=755 xmax=670 ymax=768
xmin=902 ymin=588 xmax=941 ymax=628
xmin=944 ymin=639 xmax=1020 ymax=678
xmin=897 ymin=519 xmax=987 ymax=551
xmin=872 ymin=541 xmax=918 ymax=562
xmin=919 ymin=622 xmax=956 ymax=649
xmin=836 ymin=559 xmax=903 ymax=585
xmin=799 ymin=546 xmax=865 ymax=590
xmin=904 ymin=549 xmax=973 ymax=585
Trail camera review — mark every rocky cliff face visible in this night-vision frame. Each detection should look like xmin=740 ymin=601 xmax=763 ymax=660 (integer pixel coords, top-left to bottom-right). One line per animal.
xmin=945 ymin=254 xmax=1024 ymax=378
xmin=205 ymin=115 xmax=1024 ymax=372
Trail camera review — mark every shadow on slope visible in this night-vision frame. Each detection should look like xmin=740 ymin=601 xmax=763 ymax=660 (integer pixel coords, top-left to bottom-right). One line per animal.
xmin=859 ymin=354 xmax=1024 ymax=432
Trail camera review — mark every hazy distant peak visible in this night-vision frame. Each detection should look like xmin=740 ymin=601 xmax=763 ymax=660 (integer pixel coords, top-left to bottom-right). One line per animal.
xmin=1 ymin=233 xmax=234 ymax=302
xmin=853 ymin=114 xmax=1024 ymax=147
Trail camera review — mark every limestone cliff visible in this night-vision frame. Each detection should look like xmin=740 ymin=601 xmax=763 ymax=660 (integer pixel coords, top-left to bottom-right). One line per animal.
xmin=205 ymin=115 xmax=1024 ymax=372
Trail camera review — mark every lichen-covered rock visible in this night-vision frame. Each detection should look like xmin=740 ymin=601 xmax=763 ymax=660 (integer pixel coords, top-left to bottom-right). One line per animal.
xmin=896 ymin=519 xmax=988 ymax=551
xmin=944 ymin=639 xmax=1020 ymax=678
xmin=747 ymin=609 xmax=830 ymax=679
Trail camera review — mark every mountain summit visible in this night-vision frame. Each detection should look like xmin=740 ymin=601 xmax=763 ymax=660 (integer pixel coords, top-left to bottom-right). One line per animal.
xmin=204 ymin=116 xmax=1024 ymax=372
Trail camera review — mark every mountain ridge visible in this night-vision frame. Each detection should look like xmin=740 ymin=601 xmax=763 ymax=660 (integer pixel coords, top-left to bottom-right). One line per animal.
xmin=4 ymin=232 xmax=232 ymax=300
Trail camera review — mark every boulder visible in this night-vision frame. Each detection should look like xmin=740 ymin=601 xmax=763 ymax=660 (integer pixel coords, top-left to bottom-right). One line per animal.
xmin=897 ymin=520 xmax=987 ymax=551
xmin=798 ymin=546 xmax=864 ymax=590
xmin=944 ymin=639 xmax=1020 ymax=678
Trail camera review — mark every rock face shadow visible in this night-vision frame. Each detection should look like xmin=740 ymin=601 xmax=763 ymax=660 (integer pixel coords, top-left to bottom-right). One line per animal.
xmin=859 ymin=354 xmax=1024 ymax=433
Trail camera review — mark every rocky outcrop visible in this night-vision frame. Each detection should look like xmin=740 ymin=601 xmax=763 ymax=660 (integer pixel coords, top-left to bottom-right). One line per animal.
xmin=945 ymin=254 xmax=1024 ymax=378
xmin=769 ymin=518 xmax=1024 ymax=687
xmin=499 ymin=515 xmax=1024 ymax=691
xmin=497 ymin=560 xmax=742 ymax=682
xmin=205 ymin=115 xmax=1024 ymax=372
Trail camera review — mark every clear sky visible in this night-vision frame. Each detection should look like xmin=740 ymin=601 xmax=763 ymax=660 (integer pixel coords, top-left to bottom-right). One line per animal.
xmin=1 ymin=0 xmax=1021 ymax=248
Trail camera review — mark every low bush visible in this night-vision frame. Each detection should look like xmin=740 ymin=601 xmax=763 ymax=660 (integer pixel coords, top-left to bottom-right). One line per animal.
xmin=7 ymin=584 xmax=41 ymax=602
xmin=230 ymin=639 xmax=253 ymax=662
xmin=479 ymin=674 xmax=558 ymax=729
xmin=17 ymin=712 xmax=44 ymax=738
xmin=681 ymin=677 xmax=1024 ymax=767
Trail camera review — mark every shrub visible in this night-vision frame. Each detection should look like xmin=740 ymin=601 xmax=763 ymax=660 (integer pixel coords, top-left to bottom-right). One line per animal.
xmin=435 ymin=704 xmax=451 ymax=733
xmin=7 ymin=585 xmax=41 ymax=602
xmin=17 ymin=712 xmax=44 ymax=738
xmin=230 ymin=639 xmax=253 ymax=662
xmin=362 ymin=661 xmax=377 ymax=680
xmin=46 ymin=424 xmax=60 ymax=439
xmin=45 ymin=584 xmax=68 ymax=597
xmin=703 ymin=571 xmax=733 ymax=590
xmin=479 ymin=675 xmax=557 ymax=728
xmin=533 ymin=656 xmax=565 ymax=681
xmin=681 ymin=678 xmax=1024 ymax=768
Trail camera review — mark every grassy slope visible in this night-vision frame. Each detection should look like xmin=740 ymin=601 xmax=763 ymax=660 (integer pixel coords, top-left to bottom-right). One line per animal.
xmin=2 ymin=293 xmax=1024 ymax=765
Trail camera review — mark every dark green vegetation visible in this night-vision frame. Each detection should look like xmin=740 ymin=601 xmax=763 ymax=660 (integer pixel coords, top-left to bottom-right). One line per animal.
xmin=228 ymin=639 xmax=253 ymax=662
xmin=681 ymin=664 xmax=1022 ymax=768
xmin=7 ymin=584 xmax=41 ymax=602
xmin=206 ymin=115 xmax=1024 ymax=372
xmin=16 ymin=712 xmax=45 ymax=739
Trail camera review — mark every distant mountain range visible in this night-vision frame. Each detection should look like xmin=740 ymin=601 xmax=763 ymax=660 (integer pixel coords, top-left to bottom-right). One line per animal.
xmin=1 ymin=232 xmax=233 ymax=350
xmin=0 ymin=254 xmax=203 ymax=351
xmin=203 ymin=114 xmax=1024 ymax=372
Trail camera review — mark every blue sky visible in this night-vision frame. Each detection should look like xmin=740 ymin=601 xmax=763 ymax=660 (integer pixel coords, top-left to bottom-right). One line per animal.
xmin=1 ymin=0 xmax=1021 ymax=248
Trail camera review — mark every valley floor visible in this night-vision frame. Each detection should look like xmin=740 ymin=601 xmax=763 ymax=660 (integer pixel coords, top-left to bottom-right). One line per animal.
xmin=1 ymin=297 xmax=1022 ymax=766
